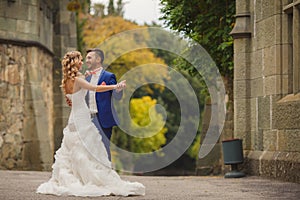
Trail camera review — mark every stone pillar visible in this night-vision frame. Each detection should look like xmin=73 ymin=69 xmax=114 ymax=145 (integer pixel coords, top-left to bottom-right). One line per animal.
xmin=230 ymin=0 xmax=252 ymax=150
xmin=52 ymin=0 xmax=77 ymax=152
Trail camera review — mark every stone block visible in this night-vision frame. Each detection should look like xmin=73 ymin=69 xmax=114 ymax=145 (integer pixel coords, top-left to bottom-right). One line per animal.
xmin=256 ymin=17 xmax=276 ymax=49
xmin=270 ymin=94 xmax=282 ymax=129
xmin=3 ymin=64 xmax=20 ymax=85
xmin=234 ymin=130 xmax=252 ymax=150
xmin=16 ymin=32 xmax=39 ymax=42
xmin=260 ymin=151 xmax=277 ymax=178
xmin=264 ymin=75 xmax=281 ymax=95
xmin=254 ymin=0 xmax=262 ymax=21
xmin=234 ymin=38 xmax=252 ymax=53
xmin=7 ymin=118 xmax=22 ymax=134
xmin=28 ymin=47 xmax=38 ymax=65
xmin=236 ymin=0 xmax=250 ymax=14
xmin=243 ymin=150 xmax=262 ymax=175
xmin=261 ymin=0 xmax=277 ymax=19
xmin=263 ymin=130 xmax=277 ymax=151
xmin=0 ymin=143 xmax=21 ymax=161
xmin=277 ymin=129 xmax=300 ymax=152
xmin=274 ymin=95 xmax=300 ymax=129
xmin=234 ymin=80 xmax=250 ymax=99
xmin=27 ymin=5 xmax=38 ymax=21
xmin=0 ymin=18 xmax=16 ymax=32
xmin=60 ymin=25 xmax=70 ymax=35
xmin=22 ymin=116 xmax=36 ymax=142
xmin=22 ymin=0 xmax=38 ymax=6
xmin=27 ymin=67 xmax=42 ymax=84
xmin=234 ymin=96 xmax=256 ymax=134
xmin=63 ymin=37 xmax=77 ymax=48
xmin=16 ymin=20 xmax=37 ymax=35
xmin=250 ymin=78 xmax=263 ymax=97
xmin=263 ymin=45 xmax=281 ymax=77
xmin=275 ymin=151 xmax=300 ymax=183
xmin=254 ymin=129 xmax=263 ymax=151
xmin=234 ymin=98 xmax=249 ymax=132
xmin=0 ymin=136 xmax=3 ymax=148
xmin=257 ymin=96 xmax=270 ymax=130
xmin=1 ymin=99 xmax=11 ymax=114
xmin=0 ymin=2 xmax=5 ymax=16
xmin=250 ymin=50 xmax=263 ymax=79
xmin=5 ymin=4 xmax=29 ymax=21
xmin=234 ymin=53 xmax=249 ymax=80
xmin=59 ymin=11 xmax=72 ymax=24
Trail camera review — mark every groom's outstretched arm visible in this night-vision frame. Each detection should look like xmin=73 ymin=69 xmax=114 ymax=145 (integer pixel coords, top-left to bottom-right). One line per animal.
xmin=109 ymin=74 xmax=124 ymax=100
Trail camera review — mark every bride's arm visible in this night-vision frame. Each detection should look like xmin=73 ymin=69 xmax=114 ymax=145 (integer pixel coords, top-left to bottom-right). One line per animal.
xmin=75 ymin=77 xmax=117 ymax=92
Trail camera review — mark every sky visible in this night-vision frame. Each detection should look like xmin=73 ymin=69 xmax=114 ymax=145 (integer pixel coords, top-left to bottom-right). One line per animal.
xmin=91 ymin=0 xmax=163 ymax=25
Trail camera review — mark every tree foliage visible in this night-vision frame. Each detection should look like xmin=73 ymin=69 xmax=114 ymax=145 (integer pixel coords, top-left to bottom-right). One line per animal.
xmin=83 ymin=15 xmax=168 ymax=95
xmin=111 ymin=96 xmax=168 ymax=170
xmin=160 ymin=0 xmax=235 ymax=78
xmin=129 ymin=96 xmax=167 ymax=153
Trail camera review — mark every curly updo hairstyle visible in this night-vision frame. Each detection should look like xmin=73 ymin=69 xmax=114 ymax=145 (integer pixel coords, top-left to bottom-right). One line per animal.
xmin=60 ymin=51 xmax=82 ymax=95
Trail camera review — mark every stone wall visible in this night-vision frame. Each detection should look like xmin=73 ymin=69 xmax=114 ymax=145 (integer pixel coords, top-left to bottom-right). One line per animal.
xmin=0 ymin=0 xmax=77 ymax=171
xmin=231 ymin=0 xmax=300 ymax=183
xmin=0 ymin=44 xmax=53 ymax=170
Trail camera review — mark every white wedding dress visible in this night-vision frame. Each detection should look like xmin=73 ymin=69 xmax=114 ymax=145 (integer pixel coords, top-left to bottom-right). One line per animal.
xmin=36 ymin=89 xmax=145 ymax=197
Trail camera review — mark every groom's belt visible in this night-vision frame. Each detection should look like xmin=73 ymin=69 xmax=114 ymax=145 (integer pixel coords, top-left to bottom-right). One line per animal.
xmin=90 ymin=113 xmax=98 ymax=118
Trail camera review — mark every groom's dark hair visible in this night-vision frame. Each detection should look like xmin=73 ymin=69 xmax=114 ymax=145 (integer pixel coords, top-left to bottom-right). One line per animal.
xmin=87 ymin=48 xmax=104 ymax=64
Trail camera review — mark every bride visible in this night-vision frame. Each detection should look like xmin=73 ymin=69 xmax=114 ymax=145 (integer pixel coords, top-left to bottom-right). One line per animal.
xmin=36 ymin=51 xmax=145 ymax=197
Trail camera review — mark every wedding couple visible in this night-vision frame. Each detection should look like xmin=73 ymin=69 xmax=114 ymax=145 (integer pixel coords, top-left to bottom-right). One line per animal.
xmin=36 ymin=49 xmax=145 ymax=197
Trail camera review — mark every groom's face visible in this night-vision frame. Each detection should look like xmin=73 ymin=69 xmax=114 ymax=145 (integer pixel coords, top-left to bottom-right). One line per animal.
xmin=85 ymin=52 xmax=101 ymax=70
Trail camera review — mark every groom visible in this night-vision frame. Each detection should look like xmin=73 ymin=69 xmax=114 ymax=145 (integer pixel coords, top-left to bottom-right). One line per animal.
xmin=85 ymin=48 xmax=125 ymax=161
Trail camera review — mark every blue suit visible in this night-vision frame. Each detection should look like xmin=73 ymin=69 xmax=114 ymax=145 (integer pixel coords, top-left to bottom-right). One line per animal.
xmin=86 ymin=70 xmax=122 ymax=160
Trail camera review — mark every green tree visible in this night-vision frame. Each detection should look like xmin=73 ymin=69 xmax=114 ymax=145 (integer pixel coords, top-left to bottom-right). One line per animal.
xmin=108 ymin=0 xmax=115 ymax=15
xmin=160 ymin=0 xmax=235 ymax=149
xmin=83 ymin=15 xmax=168 ymax=95
xmin=160 ymin=0 xmax=235 ymax=78
xmin=116 ymin=0 xmax=124 ymax=17
xmin=111 ymin=96 xmax=167 ymax=171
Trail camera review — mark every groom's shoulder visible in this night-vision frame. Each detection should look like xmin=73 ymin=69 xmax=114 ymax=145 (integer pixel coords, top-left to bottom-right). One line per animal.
xmin=103 ymin=70 xmax=115 ymax=76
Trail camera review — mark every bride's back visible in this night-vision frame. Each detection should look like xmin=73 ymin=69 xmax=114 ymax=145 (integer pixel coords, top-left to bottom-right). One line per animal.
xmin=64 ymin=79 xmax=75 ymax=94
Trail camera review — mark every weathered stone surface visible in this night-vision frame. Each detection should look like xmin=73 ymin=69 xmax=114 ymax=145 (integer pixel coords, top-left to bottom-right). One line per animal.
xmin=0 ymin=0 xmax=78 ymax=172
xmin=233 ymin=0 xmax=300 ymax=183
xmin=277 ymin=130 xmax=300 ymax=152
xmin=263 ymin=130 xmax=277 ymax=151
xmin=274 ymin=95 xmax=300 ymax=129
xmin=257 ymin=96 xmax=270 ymax=130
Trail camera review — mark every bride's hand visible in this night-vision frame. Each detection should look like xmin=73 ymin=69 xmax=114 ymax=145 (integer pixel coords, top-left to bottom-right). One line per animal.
xmin=84 ymin=70 xmax=92 ymax=77
xmin=115 ymin=80 xmax=126 ymax=92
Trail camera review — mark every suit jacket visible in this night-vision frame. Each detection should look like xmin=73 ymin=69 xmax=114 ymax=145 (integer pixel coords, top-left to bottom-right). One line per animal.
xmin=86 ymin=70 xmax=122 ymax=128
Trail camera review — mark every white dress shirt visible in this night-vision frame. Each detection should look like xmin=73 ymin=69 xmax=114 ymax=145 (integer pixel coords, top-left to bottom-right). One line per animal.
xmin=89 ymin=68 xmax=102 ymax=114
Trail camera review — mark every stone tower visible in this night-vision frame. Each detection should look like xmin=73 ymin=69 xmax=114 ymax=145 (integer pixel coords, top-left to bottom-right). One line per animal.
xmin=231 ymin=0 xmax=300 ymax=183
xmin=0 ymin=0 xmax=77 ymax=170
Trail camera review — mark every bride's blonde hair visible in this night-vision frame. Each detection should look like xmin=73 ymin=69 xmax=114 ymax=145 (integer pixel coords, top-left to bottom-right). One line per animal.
xmin=60 ymin=51 xmax=82 ymax=95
